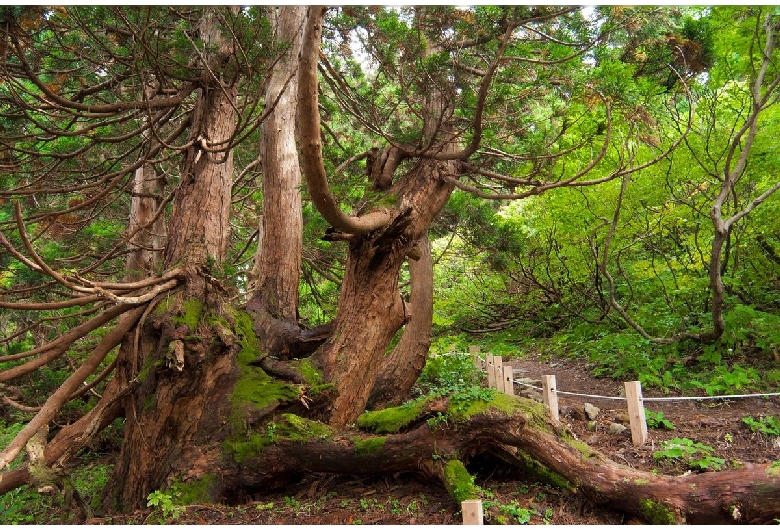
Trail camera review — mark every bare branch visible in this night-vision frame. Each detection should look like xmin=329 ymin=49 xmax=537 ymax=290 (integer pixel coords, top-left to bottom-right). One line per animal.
xmin=0 ymin=305 xmax=145 ymax=470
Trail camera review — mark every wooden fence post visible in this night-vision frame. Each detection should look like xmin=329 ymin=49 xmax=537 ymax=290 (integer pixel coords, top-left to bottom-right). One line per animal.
xmin=491 ymin=355 xmax=502 ymax=390
xmin=461 ymin=499 xmax=483 ymax=525
xmin=469 ymin=345 xmax=482 ymax=370
xmin=624 ymin=381 xmax=647 ymax=446
xmin=541 ymin=375 xmax=559 ymax=422
xmin=485 ymin=352 xmax=495 ymax=388
xmin=502 ymin=362 xmax=514 ymax=395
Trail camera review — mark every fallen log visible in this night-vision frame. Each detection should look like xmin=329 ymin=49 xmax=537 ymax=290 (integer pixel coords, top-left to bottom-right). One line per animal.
xmin=229 ymin=394 xmax=780 ymax=524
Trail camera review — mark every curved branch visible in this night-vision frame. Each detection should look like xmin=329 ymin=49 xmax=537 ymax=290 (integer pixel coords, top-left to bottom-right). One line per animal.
xmin=297 ymin=7 xmax=392 ymax=235
xmin=0 ymin=303 xmax=137 ymax=383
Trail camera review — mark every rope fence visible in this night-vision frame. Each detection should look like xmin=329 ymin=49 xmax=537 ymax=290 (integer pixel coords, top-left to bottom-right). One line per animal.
xmin=436 ymin=346 xmax=780 ymax=525
xmin=433 ymin=346 xmax=780 ymax=448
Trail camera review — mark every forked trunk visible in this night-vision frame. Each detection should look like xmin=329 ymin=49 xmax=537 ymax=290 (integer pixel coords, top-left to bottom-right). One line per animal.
xmin=314 ymin=158 xmax=455 ymax=426
xmin=368 ymin=233 xmax=434 ymax=409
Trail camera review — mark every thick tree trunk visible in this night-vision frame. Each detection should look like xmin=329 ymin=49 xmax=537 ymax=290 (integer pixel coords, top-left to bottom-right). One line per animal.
xmin=314 ymin=158 xmax=455 ymax=427
xmin=368 ymin=233 xmax=434 ymax=409
xmin=106 ymin=6 xmax=240 ymax=509
xmin=163 ymin=80 xmax=236 ymax=268
xmin=106 ymin=312 xmax=238 ymax=510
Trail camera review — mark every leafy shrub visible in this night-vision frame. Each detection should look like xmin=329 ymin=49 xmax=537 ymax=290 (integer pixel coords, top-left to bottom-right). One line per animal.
xmin=414 ymin=352 xmax=483 ymax=396
xmin=653 ymin=438 xmax=725 ymax=470
xmin=498 ymin=500 xmax=534 ymax=524
xmin=147 ymin=489 xmax=186 ymax=521
xmin=742 ymin=415 xmax=780 ymax=437
xmin=688 ymin=364 xmax=760 ymax=396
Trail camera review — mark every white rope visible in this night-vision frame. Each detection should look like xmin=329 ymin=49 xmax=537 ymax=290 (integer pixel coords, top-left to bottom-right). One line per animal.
xmin=553 ymin=389 xmax=627 ymax=401
xmin=643 ymin=392 xmax=780 ymax=402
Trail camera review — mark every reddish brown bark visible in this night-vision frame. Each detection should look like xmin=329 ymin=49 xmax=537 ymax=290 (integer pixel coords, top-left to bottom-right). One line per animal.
xmin=235 ymin=402 xmax=780 ymax=524
xmin=106 ymin=7 xmax=241 ymax=509
xmin=368 ymin=233 xmax=434 ymax=409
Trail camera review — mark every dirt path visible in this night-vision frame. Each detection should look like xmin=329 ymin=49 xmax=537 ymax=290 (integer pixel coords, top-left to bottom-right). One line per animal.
xmin=510 ymin=353 xmax=780 ymax=473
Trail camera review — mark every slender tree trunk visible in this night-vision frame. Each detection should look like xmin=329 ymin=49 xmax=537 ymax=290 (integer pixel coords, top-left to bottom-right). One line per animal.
xmin=126 ymin=164 xmax=166 ymax=278
xmin=245 ymin=7 xmax=309 ymax=360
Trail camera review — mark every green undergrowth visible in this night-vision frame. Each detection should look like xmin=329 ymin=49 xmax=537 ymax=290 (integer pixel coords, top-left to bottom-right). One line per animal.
xmin=463 ymin=307 xmax=780 ymax=397
xmin=0 ymin=429 xmax=115 ymax=524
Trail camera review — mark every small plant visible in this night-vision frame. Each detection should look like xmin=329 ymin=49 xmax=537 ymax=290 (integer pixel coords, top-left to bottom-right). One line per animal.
xmin=645 ymin=409 xmax=675 ymax=430
xmin=499 ymin=501 xmax=535 ymax=524
xmin=743 ymin=415 xmax=780 ymax=437
xmin=284 ymin=495 xmax=301 ymax=511
xmin=427 ymin=411 xmax=449 ymax=430
xmin=653 ymin=438 xmax=725 ymax=471
xmin=146 ymin=490 xmax=186 ymax=521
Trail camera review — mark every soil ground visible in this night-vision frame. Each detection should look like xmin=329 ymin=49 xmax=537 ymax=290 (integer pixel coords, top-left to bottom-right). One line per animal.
xmin=88 ymin=354 xmax=780 ymax=525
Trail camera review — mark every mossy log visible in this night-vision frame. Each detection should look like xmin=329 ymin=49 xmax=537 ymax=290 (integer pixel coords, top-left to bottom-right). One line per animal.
xmin=231 ymin=395 xmax=780 ymax=524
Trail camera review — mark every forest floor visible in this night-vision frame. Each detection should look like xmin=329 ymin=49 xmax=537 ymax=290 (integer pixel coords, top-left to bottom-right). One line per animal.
xmin=89 ymin=353 xmax=780 ymax=525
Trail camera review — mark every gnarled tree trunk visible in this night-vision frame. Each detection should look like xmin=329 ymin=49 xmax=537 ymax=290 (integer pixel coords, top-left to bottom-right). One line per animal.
xmin=106 ymin=7 xmax=240 ymax=510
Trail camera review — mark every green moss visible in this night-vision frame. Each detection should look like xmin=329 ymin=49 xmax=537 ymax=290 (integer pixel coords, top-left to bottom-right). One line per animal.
xmin=223 ymin=433 xmax=274 ymax=464
xmin=173 ymin=298 xmax=204 ymax=329
xmin=294 ymin=358 xmax=323 ymax=385
xmin=223 ymin=415 xmax=333 ymax=464
xmin=638 ymin=498 xmax=678 ymax=524
xmin=153 ymin=297 xmax=170 ymax=316
xmin=354 ymin=436 xmax=387 ymax=456
xmin=172 ymin=473 xmax=218 ymax=505
xmin=374 ymin=191 xmax=398 ymax=208
xmin=635 ymin=478 xmax=650 ymax=485
xmin=228 ymin=361 xmax=299 ymax=434
xmin=560 ymin=429 xmax=597 ymax=460
xmin=278 ymin=413 xmax=332 ymax=441
xmin=443 ymin=460 xmax=480 ymax=504
xmin=448 ymin=392 xmax=545 ymax=424
xmin=357 ymin=398 xmax=431 ymax=434
xmin=136 ymin=355 xmax=155 ymax=383
xmin=143 ymin=395 xmax=155 ymax=411
xmin=229 ymin=309 xmax=262 ymax=364
xmin=766 ymin=461 xmax=780 ymax=477
xmin=232 ymin=377 xmax=298 ymax=412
